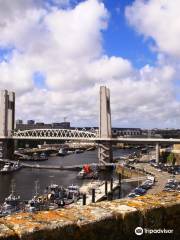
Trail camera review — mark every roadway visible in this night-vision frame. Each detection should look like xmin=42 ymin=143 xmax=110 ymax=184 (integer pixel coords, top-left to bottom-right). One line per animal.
xmin=134 ymin=162 xmax=180 ymax=194
xmin=1 ymin=135 xmax=180 ymax=144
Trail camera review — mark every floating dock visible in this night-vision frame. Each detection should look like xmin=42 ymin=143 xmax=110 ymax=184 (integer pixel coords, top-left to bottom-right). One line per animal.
xmin=74 ymin=176 xmax=147 ymax=206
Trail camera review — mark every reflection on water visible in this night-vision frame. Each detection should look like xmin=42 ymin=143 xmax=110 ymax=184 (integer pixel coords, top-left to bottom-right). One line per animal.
xmin=0 ymin=149 xmax=137 ymax=203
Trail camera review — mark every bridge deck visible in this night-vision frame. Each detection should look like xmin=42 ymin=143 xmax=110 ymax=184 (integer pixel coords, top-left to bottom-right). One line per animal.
xmin=1 ymin=135 xmax=180 ymax=144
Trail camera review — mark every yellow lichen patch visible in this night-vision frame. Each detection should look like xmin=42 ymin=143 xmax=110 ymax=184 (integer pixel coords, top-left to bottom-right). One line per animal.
xmin=91 ymin=201 xmax=131 ymax=214
xmin=132 ymin=196 xmax=162 ymax=207
xmin=3 ymin=220 xmax=43 ymax=236
xmin=33 ymin=209 xmax=79 ymax=222
xmin=4 ymin=218 xmax=36 ymax=227
xmin=35 ymin=210 xmax=67 ymax=221
xmin=127 ymin=200 xmax=149 ymax=210
xmin=76 ymin=205 xmax=109 ymax=221
xmin=126 ymin=192 xmax=180 ymax=210
xmin=2 ymin=212 xmax=48 ymax=235
xmin=62 ymin=207 xmax=96 ymax=221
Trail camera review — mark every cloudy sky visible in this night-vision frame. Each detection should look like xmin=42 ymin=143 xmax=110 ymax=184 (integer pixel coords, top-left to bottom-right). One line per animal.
xmin=0 ymin=0 xmax=180 ymax=129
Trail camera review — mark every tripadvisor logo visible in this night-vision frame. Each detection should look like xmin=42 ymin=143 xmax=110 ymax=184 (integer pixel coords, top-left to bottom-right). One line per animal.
xmin=135 ymin=227 xmax=174 ymax=235
xmin=135 ymin=227 xmax=143 ymax=235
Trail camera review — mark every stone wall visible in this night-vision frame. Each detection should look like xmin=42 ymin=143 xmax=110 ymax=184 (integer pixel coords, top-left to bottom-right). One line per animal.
xmin=0 ymin=192 xmax=180 ymax=240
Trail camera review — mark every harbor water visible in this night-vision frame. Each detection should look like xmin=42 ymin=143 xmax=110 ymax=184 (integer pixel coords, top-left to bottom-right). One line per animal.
xmin=0 ymin=149 xmax=138 ymax=203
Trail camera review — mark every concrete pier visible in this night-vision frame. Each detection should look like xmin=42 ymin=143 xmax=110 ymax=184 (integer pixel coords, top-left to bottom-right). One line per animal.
xmin=156 ymin=143 xmax=160 ymax=164
xmin=1 ymin=140 xmax=14 ymax=160
xmin=0 ymin=90 xmax=15 ymax=159
xmin=76 ymin=176 xmax=147 ymax=205
xmin=98 ymin=86 xmax=113 ymax=163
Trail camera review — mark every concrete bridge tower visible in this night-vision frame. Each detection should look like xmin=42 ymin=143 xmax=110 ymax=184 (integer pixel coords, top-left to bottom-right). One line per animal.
xmin=0 ymin=90 xmax=15 ymax=159
xmin=98 ymin=86 xmax=113 ymax=164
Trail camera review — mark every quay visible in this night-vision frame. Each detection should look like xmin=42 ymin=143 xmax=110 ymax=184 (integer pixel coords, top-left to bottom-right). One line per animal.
xmin=0 ymin=158 xmax=117 ymax=171
xmin=0 ymin=158 xmax=145 ymax=173
xmin=15 ymin=145 xmax=95 ymax=156
xmin=0 ymin=159 xmax=83 ymax=171
xmin=75 ymin=175 xmax=147 ymax=206
xmin=0 ymin=158 xmax=126 ymax=171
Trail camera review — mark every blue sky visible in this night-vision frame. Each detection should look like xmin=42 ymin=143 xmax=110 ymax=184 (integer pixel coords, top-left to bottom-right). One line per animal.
xmin=0 ymin=0 xmax=180 ymax=128
xmin=31 ymin=0 xmax=158 ymax=90
xmin=102 ymin=0 xmax=157 ymax=68
xmin=61 ymin=0 xmax=157 ymax=69
xmin=0 ymin=47 xmax=14 ymax=62
xmin=0 ymin=0 xmax=157 ymax=69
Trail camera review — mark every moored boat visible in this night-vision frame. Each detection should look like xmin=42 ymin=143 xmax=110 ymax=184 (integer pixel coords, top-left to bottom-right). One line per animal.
xmin=66 ymin=184 xmax=80 ymax=200
xmin=25 ymin=180 xmax=49 ymax=212
xmin=0 ymin=161 xmax=22 ymax=174
xmin=39 ymin=152 xmax=48 ymax=160
xmin=77 ymin=165 xmax=99 ymax=179
xmin=0 ymin=181 xmax=23 ymax=217
xmin=31 ymin=152 xmax=48 ymax=161
xmin=58 ymin=148 xmax=67 ymax=156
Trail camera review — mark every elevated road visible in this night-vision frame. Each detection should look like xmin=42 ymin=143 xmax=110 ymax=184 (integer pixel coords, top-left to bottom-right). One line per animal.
xmin=1 ymin=135 xmax=180 ymax=144
xmin=115 ymin=137 xmax=180 ymax=144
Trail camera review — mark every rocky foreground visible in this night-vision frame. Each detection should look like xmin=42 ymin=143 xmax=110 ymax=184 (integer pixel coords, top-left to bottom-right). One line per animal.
xmin=0 ymin=192 xmax=180 ymax=239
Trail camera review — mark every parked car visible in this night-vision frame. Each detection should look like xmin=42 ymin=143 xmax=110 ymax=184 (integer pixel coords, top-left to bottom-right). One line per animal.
xmin=134 ymin=187 xmax=146 ymax=195
xmin=140 ymin=184 xmax=152 ymax=190
xmin=127 ymin=193 xmax=140 ymax=198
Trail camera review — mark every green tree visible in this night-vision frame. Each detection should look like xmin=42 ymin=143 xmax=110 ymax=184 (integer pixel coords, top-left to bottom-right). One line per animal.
xmin=167 ymin=153 xmax=175 ymax=165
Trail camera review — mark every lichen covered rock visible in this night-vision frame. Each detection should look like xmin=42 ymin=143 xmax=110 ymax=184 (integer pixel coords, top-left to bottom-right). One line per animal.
xmin=0 ymin=192 xmax=179 ymax=239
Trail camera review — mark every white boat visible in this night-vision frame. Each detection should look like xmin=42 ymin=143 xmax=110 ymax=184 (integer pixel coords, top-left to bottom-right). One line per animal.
xmin=77 ymin=165 xmax=99 ymax=179
xmin=25 ymin=180 xmax=49 ymax=212
xmin=0 ymin=161 xmax=22 ymax=174
xmin=66 ymin=184 xmax=80 ymax=199
xmin=58 ymin=148 xmax=67 ymax=156
xmin=0 ymin=181 xmax=22 ymax=217
xmin=77 ymin=169 xmax=86 ymax=179
xmin=39 ymin=152 xmax=48 ymax=160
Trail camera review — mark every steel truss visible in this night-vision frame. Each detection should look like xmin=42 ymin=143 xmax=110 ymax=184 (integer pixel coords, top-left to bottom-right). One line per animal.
xmin=12 ymin=128 xmax=98 ymax=140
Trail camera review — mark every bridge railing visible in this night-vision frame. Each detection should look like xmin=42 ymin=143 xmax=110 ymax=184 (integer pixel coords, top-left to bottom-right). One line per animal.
xmin=12 ymin=128 xmax=99 ymax=139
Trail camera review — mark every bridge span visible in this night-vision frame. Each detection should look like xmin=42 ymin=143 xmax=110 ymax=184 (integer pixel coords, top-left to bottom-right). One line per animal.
xmin=1 ymin=87 xmax=179 ymax=163
xmin=1 ymin=131 xmax=180 ymax=144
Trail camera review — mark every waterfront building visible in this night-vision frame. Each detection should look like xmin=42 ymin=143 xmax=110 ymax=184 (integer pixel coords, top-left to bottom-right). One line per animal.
xmin=16 ymin=121 xmax=71 ymax=131
xmin=73 ymin=127 xmax=142 ymax=137
xmin=52 ymin=122 xmax=70 ymax=129
xmin=16 ymin=120 xmax=23 ymax=124
xmin=27 ymin=120 xmax=35 ymax=125
xmin=36 ymin=122 xmax=45 ymax=126
xmin=152 ymin=129 xmax=180 ymax=138
xmin=112 ymin=128 xmax=142 ymax=137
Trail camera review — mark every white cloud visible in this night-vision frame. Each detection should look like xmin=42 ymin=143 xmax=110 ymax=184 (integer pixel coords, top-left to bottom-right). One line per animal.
xmin=125 ymin=0 xmax=180 ymax=58
xmin=0 ymin=0 xmax=180 ymax=128
xmin=86 ymin=56 xmax=133 ymax=82
xmin=110 ymin=64 xmax=178 ymax=127
xmin=0 ymin=51 xmax=34 ymax=94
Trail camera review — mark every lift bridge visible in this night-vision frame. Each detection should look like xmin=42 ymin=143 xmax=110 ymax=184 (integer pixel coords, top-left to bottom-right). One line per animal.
xmin=1 ymin=87 xmax=180 ymax=164
xmin=0 ymin=87 xmax=113 ymax=163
